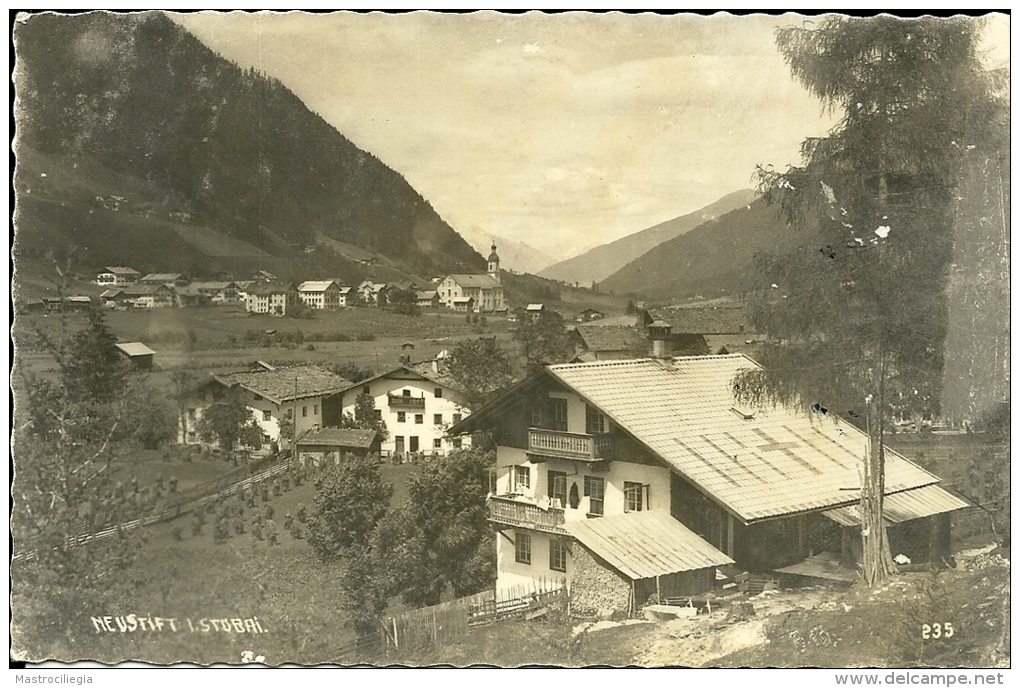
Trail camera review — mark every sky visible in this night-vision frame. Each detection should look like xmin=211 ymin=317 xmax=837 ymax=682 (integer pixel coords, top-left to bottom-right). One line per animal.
xmin=172 ymin=12 xmax=1009 ymax=260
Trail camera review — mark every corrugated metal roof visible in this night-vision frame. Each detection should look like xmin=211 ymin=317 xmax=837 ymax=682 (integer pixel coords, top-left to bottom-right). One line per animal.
xmin=547 ymin=355 xmax=940 ymax=523
xmin=822 ymin=484 xmax=969 ymax=527
xmin=564 ymin=510 xmax=733 ymax=580
xmin=115 ymin=342 xmax=155 ymax=357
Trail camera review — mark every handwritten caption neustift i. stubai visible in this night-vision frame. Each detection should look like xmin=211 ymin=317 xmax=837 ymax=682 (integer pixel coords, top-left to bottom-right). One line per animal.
xmin=91 ymin=614 xmax=268 ymax=634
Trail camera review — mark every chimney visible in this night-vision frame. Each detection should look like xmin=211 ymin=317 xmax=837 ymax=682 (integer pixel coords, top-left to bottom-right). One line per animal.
xmin=647 ymin=320 xmax=673 ymax=359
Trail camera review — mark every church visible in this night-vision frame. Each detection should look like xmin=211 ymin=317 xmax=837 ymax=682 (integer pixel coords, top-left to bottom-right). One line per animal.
xmin=437 ymin=242 xmax=507 ymax=312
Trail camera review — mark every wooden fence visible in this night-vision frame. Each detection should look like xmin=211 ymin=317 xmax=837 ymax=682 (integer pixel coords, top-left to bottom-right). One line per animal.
xmin=14 ymin=457 xmax=295 ymax=561
xmin=384 ymin=578 xmax=568 ymax=654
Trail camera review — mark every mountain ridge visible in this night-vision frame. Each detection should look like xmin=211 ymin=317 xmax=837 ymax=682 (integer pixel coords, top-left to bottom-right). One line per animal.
xmin=538 ymin=189 xmax=756 ymax=285
xmin=13 ymin=11 xmax=484 ymax=281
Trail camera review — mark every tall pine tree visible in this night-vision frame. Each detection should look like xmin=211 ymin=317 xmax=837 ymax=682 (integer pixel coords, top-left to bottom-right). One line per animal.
xmin=737 ymin=16 xmax=1007 ymax=585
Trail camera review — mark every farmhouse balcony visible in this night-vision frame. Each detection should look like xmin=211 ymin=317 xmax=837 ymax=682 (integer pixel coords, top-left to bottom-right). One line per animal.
xmin=487 ymin=495 xmax=566 ymax=533
xmin=387 ymin=393 xmax=426 ymax=409
xmin=527 ymin=428 xmax=614 ymax=462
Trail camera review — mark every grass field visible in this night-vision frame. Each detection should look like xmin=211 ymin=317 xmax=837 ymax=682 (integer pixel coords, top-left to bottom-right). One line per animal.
xmin=11 ymin=460 xmax=422 ymax=665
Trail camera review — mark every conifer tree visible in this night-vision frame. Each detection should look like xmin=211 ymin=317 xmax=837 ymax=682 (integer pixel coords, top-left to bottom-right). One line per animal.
xmin=737 ymin=16 xmax=1007 ymax=585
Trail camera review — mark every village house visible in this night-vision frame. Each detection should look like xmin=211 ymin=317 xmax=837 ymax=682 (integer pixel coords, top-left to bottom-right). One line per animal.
xmin=172 ymin=285 xmax=211 ymax=308
xmin=568 ymin=324 xmax=646 ymax=362
xmin=95 ymin=266 xmax=140 ymax=287
xmin=357 ymin=280 xmax=388 ymax=306
xmin=189 ymin=281 xmax=240 ymax=304
xmin=121 ymin=283 xmax=175 ymax=308
xmin=334 ymin=283 xmax=352 ymax=308
xmin=140 ymin=272 xmax=187 ymax=287
xmin=449 ymin=343 xmax=967 ymax=616
xmin=178 ymin=363 xmax=351 ymax=447
xmin=575 ymin=308 xmax=605 ymax=323
xmin=437 ymin=242 xmax=506 ymax=312
xmin=297 ymin=280 xmax=343 ymax=310
xmin=245 ymin=282 xmax=298 ymax=316
xmin=339 ymin=359 xmax=472 ymax=459
xmin=295 ymin=427 xmax=383 ymax=469
xmin=250 ymin=270 xmax=278 ymax=282
xmin=415 ymin=290 xmax=440 ymax=309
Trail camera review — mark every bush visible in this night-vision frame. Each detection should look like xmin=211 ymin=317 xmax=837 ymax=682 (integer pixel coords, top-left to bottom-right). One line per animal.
xmin=356 ymin=332 xmax=376 ymax=342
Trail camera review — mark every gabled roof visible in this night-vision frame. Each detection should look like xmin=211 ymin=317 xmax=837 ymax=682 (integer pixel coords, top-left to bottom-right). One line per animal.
xmin=100 ymin=266 xmax=140 ymax=275
xmin=100 ymin=289 xmax=124 ymax=299
xmin=564 ymin=510 xmax=733 ymax=580
xmin=190 ymin=281 xmax=236 ymax=291
xmin=344 ymin=363 xmax=466 ymax=396
xmin=214 ymin=365 xmax=351 ymax=403
xmin=141 ymin=273 xmax=180 ymax=282
xmin=416 ymin=290 xmax=438 ymax=299
xmin=115 ymin=342 xmax=156 ymax=357
xmin=296 ymin=427 xmax=380 ymax=449
xmin=454 ymin=355 xmax=941 ymax=524
xmin=298 ymin=280 xmax=339 ymax=292
xmin=573 ymin=324 xmax=645 ymax=353
xmin=445 ymin=274 xmax=501 ymax=289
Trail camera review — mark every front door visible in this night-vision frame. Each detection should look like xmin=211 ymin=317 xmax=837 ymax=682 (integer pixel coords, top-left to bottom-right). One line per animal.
xmin=395 ymin=436 xmax=405 ymax=457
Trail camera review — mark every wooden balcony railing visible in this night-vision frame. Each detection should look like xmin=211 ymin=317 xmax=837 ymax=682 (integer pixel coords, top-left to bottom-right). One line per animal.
xmin=387 ymin=393 xmax=426 ymax=409
xmin=487 ymin=495 xmax=565 ymax=533
xmin=528 ymin=428 xmax=613 ymax=462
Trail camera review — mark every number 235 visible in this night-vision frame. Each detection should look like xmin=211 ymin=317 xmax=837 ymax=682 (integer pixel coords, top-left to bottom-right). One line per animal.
xmin=922 ymin=623 xmax=954 ymax=639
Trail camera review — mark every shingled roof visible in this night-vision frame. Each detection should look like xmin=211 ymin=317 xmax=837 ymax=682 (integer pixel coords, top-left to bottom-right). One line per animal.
xmin=648 ymin=305 xmax=751 ymax=335
xmin=215 ymin=365 xmax=351 ymax=403
xmin=296 ymin=427 xmax=379 ymax=449
xmin=454 ymin=354 xmax=947 ymax=524
xmin=573 ymin=325 xmax=645 ymax=354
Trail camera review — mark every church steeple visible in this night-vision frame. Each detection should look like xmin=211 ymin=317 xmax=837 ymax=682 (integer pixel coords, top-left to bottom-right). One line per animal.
xmin=487 ymin=241 xmax=501 ymax=283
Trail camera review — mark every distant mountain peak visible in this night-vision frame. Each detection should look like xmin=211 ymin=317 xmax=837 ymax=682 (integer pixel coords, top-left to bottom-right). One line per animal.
xmin=538 ymin=189 xmax=756 ymax=285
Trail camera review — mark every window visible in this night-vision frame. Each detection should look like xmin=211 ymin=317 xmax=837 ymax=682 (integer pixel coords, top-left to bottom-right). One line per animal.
xmin=551 ymin=398 xmax=568 ymax=431
xmin=624 ymin=481 xmax=644 ymax=512
xmin=514 ymin=465 xmax=531 ymax=491
xmin=584 ymin=476 xmax=604 ymax=516
xmin=434 ymin=388 xmax=443 ymax=399
xmin=314 ymin=404 xmax=319 ymax=415
xmin=415 ymin=414 xmax=423 ymax=424
xmin=397 ymin=412 xmax=406 ymax=423
xmin=363 ymin=385 xmax=370 ymax=395
xmin=549 ymin=539 xmax=568 ymax=572
xmin=302 ymin=406 xmax=308 ymax=417
xmin=402 ymin=389 xmax=411 ymax=397
xmin=374 ymin=409 xmax=382 ymax=421
xmin=515 ymin=532 xmax=532 ymax=565
xmin=433 ymin=438 xmax=443 ymax=449
xmin=531 ymin=405 xmax=543 ymax=427
xmin=253 ymin=394 xmax=263 ymax=401
xmin=263 ymin=410 xmax=272 ymax=421
xmin=409 ymin=436 xmax=419 ymax=452
xmin=488 ymin=468 xmax=498 ymax=494
xmin=547 ymin=470 xmax=567 ymax=507
xmin=453 ymin=438 xmax=462 ymax=449
xmin=586 ymin=404 xmax=606 ymax=435
xmin=434 ymin=413 xmax=443 ymax=425
xmin=452 ymin=413 xmax=461 ymax=424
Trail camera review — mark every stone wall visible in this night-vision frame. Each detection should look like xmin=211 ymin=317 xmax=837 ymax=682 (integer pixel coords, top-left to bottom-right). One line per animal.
xmin=570 ymin=544 xmax=632 ymax=619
